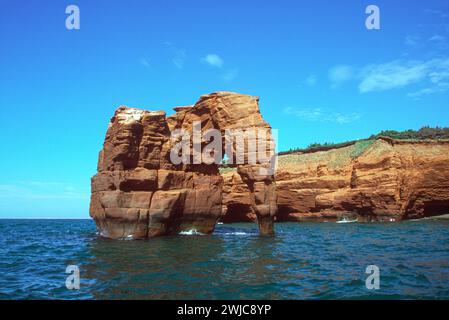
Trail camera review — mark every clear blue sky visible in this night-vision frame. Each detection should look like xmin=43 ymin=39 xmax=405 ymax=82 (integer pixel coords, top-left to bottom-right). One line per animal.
xmin=1 ymin=0 xmax=448 ymax=218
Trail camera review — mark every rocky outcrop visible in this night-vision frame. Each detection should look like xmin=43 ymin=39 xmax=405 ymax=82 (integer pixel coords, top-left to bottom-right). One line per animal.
xmin=90 ymin=92 xmax=277 ymax=239
xmin=222 ymin=138 xmax=449 ymax=222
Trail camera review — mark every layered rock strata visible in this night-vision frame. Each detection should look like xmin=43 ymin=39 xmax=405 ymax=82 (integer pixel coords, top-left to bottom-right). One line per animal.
xmin=90 ymin=92 xmax=277 ymax=239
xmin=222 ymin=138 xmax=449 ymax=222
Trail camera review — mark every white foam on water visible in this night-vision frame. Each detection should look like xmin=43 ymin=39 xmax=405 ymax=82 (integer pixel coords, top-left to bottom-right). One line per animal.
xmin=179 ymin=229 xmax=205 ymax=236
xmin=336 ymin=219 xmax=358 ymax=224
xmin=99 ymin=230 xmax=110 ymax=237
xmin=224 ymin=232 xmax=249 ymax=236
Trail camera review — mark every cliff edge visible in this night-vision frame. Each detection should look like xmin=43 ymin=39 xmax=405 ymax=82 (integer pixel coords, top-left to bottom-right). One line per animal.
xmin=222 ymin=137 xmax=449 ymax=222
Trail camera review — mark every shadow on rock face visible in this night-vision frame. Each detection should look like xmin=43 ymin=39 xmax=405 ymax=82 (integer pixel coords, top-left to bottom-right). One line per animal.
xmin=90 ymin=92 xmax=277 ymax=239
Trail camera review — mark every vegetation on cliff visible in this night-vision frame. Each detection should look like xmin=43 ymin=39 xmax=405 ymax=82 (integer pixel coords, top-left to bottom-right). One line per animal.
xmin=223 ymin=137 xmax=449 ymax=222
xmin=279 ymin=126 xmax=449 ymax=155
xmin=370 ymin=126 xmax=449 ymax=140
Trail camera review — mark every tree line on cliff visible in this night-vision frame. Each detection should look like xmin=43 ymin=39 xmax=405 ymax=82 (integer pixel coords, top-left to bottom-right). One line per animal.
xmin=279 ymin=126 xmax=449 ymax=155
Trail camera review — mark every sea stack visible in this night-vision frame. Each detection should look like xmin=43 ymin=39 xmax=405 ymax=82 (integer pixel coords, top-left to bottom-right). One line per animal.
xmin=89 ymin=92 xmax=278 ymax=239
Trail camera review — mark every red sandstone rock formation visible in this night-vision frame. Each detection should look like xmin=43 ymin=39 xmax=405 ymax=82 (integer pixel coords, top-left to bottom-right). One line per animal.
xmin=90 ymin=92 xmax=277 ymax=239
xmin=222 ymin=138 xmax=449 ymax=222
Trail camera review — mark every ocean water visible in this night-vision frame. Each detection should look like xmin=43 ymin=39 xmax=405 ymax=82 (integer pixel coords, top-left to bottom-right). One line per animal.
xmin=1 ymin=219 xmax=449 ymax=300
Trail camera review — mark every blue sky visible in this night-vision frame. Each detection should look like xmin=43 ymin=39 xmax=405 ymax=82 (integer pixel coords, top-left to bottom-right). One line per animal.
xmin=1 ymin=0 xmax=448 ymax=218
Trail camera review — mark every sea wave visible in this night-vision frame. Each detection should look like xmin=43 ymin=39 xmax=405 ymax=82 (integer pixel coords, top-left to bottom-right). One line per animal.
xmin=178 ymin=229 xmax=205 ymax=236
xmin=336 ymin=219 xmax=358 ymax=224
xmin=2 ymin=219 xmax=449 ymax=299
xmin=224 ymin=232 xmax=249 ymax=236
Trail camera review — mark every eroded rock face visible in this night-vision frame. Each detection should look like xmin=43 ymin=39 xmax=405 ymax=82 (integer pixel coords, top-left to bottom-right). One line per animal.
xmin=90 ymin=92 xmax=277 ymax=239
xmin=222 ymin=138 xmax=449 ymax=222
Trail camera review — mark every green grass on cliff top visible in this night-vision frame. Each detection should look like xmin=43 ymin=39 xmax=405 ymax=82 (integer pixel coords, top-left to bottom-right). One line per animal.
xmin=219 ymin=139 xmax=376 ymax=174
xmin=277 ymin=140 xmax=375 ymax=170
xmin=218 ymin=126 xmax=449 ymax=173
xmin=279 ymin=126 xmax=449 ymax=155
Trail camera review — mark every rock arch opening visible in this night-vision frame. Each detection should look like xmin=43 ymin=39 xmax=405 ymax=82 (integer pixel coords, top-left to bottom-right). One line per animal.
xmin=90 ymin=92 xmax=277 ymax=239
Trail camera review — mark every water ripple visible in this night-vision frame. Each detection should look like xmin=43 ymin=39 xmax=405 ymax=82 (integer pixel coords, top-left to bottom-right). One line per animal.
xmin=0 ymin=219 xmax=449 ymax=299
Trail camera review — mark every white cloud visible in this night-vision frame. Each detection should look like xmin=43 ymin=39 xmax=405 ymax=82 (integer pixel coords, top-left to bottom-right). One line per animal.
xmin=283 ymin=107 xmax=361 ymax=124
xmin=407 ymin=81 xmax=449 ymax=99
xmin=327 ymin=58 xmax=449 ymax=97
xmin=165 ymin=42 xmax=186 ymax=69
xmin=358 ymin=58 xmax=449 ymax=94
xmin=333 ymin=112 xmax=361 ymax=124
xmin=328 ymin=65 xmax=353 ymax=88
xmin=358 ymin=60 xmax=428 ymax=93
xmin=405 ymin=35 xmax=420 ymax=46
xmin=407 ymin=87 xmax=438 ymax=99
xmin=222 ymin=68 xmax=238 ymax=81
xmin=140 ymin=58 xmax=151 ymax=69
xmin=304 ymin=74 xmax=317 ymax=86
xmin=425 ymin=9 xmax=443 ymax=15
xmin=173 ymin=52 xmax=186 ymax=69
xmin=428 ymin=34 xmax=449 ymax=50
xmin=200 ymin=53 xmax=237 ymax=81
xmin=429 ymin=34 xmax=446 ymax=42
xmin=201 ymin=54 xmax=224 ymax=68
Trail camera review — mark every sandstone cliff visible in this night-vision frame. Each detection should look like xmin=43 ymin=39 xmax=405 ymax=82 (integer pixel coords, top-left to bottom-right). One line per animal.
xmin=222 ymin=138 xmax=449 ymax=222
xmin=90 ymin=92 xmax=277 ymax=239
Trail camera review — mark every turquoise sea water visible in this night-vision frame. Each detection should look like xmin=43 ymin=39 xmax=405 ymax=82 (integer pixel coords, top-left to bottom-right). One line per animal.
xmin=0 ymin=219 xmax=449 ymax=299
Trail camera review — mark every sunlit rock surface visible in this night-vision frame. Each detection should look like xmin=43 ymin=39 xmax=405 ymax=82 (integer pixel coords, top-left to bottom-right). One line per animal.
xmin=90 ymin=92 xmax=277 ymax=239
xmin=223 ymin=138 xmax=449 ymax=222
